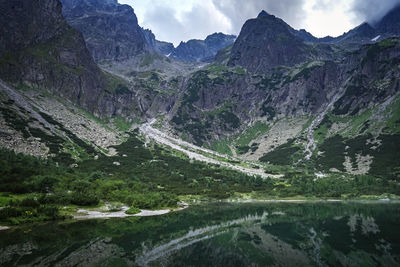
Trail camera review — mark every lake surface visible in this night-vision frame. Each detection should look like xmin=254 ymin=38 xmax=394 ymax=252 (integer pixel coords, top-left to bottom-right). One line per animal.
xmin=0 ymin=201 xmax=399 ymax=266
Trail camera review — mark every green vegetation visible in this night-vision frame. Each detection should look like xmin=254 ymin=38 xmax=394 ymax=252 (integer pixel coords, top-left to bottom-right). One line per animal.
xmin=209 ymin=121 xmax=269 ymax=155
xmin=113 ymin=116 xmax=132 ymax=132
xmin=125 ymin=207 xmax=141 ymax=215
xmin=259 ymin=139 xmax=301 ymax=165
xmin=210 ymin=137 xmax=233 ymax=156
xmin=362 ymin=38 xmax=399 ymax=67
xmin=104 ymin=72 xmax=131 ymax=94
xmin=0 ymin=129 xmax=276 ymax=225
xmin=140 ymin=53 xmax=163 ymax=67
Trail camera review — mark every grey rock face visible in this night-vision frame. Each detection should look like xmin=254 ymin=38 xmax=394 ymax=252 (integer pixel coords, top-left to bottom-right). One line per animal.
xmin=60 ymin=0 xmax=150 ymax=62
xmin=0 ymin=0 xmax=67 ymax=57
xmin=171 ymin=36 xmax=400 ymax=146
xmin=171 ymin=33 xmax=236 ymax=62
xmin=375 ymin=4 xmax=400 ymax=36
xmin=0 ymin=0 xmax=148 ymax=120
xmin=0 ymin=0 xmax=107 ymax=114
xmin=228 ymin=11 xmax=310 ymax=72
xmin=142 ymin=29 xmax=175 ymax=56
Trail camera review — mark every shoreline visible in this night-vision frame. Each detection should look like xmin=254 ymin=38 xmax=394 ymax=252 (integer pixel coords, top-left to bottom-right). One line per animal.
xmin=73 ymin=202 xmax=189 ymax=220
xmin=1 ymin=199 xmax=398 ymax=230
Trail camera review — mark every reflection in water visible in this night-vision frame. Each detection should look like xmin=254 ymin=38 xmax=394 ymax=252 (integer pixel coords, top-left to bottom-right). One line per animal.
xmin=136 ymin=211 xmax=269 ymax=266
xmin=0 ymin=202 xmax=399 ymax=266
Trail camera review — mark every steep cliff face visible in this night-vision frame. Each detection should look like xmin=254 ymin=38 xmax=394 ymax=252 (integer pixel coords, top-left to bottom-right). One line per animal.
xmin=375 ymin=4 xmax=400 ymax=36
xmin=142 ymin=29 xmax=175 ymax=56
xmin=228 ymin=11 xmax=311 ymax=72
xmin=169 ymin=37 xmax=400 ymax=177
xmin=0 ymin=0 xmax=147 ymax=119
xmin=60 ymin=0 xmax=150 ymax=62
xmin=0 ymin=0 xmax=106 ymax=115
xmin=171 ymin=33 xmax=236 ymax=62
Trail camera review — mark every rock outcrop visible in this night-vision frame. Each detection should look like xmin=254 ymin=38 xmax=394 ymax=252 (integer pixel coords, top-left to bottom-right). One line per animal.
xmin=171 ymin=33 xmax=236 ymax=62
xmin=142 ymin=29 xmax=175 ymax=56
xmin=60 ymin=0 xmax=151 ymax=62
xmin=228 ymin=11 xmax=311 ymax=72
xmin=0 ymin=0 xmax=106 ymax=115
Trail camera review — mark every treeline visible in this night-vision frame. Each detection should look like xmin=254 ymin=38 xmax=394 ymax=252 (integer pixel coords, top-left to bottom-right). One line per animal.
xmin=0 ymin=132 xmax=273 ymax=224
xmin=1 ymin=130 xmax=399 ymax=225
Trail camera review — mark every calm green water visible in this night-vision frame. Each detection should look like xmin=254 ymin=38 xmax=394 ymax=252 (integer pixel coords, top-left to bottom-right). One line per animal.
xmin=0 ymin=202 xmax=399 ymax=266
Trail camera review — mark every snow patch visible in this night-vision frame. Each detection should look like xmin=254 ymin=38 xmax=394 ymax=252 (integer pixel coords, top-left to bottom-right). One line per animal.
xmin=371 ymin=35 xmax=381 ymax=42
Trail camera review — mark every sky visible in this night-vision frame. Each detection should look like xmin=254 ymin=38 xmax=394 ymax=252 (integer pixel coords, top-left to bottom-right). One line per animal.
xmin=119 ymin=0 xmax=400 ymax=46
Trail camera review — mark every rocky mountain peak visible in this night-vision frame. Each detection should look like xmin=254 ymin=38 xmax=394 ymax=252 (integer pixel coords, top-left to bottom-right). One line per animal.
xmin=60 ymin=0 xmax=149 ymax=62
xmin=375 ymin=4 xmax=400 ymax=35
xmin=228 ymin=10 xmax=309 ymax=72
xmin=171 ymin=32 xmax=236 ymax=62
xmin=257 ymin=10 xmax=271 ymax=19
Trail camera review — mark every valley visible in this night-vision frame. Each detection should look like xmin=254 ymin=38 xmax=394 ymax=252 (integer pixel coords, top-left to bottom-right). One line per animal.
xmin=0 ymin=0 xmax=399 ymax=238
xmin=1 ymin=0 xmax=400 ymax=265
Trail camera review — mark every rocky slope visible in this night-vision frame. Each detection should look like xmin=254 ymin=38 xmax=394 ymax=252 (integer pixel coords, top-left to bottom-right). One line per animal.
xmin=171 ymin=33 xmax=236 ymax=62
xmin=142 ymin=29 xmax=174 ymax=56
xmin=0 ymin=0 xmax=399 ymax=180
xmin=0 ymin=0 xmax=108 ymax=115
xmin=167 ymin=10 xmax=400 ymax=178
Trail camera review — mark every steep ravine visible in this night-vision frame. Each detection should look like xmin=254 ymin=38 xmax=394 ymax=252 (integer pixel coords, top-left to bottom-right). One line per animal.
xmin=304 ymin=87 xmax=347 ymax=160
xmin=140 ymin=120 xmax=282 ymax=178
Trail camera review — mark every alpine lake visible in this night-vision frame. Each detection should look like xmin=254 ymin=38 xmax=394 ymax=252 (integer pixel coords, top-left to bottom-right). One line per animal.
xmin=0 ymin=201 xmax=399 ymax=266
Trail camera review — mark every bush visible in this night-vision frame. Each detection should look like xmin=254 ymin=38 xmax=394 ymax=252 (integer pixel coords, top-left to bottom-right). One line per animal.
xmin=125 ymin=207 xmax=140 ymax=215
xmin=0 ymin=207 xmax=23 ymax=219
xmin=70 ymin=192 xmax=99 ymax=206
xmin=38 ymin=205 xmax=60 ymax=219
xmin=20 ymin=197 xmax=40 ymax=208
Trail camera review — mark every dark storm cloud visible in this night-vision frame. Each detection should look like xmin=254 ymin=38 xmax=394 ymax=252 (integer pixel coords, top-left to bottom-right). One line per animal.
xmin=212 ymin=0 xmax=307 ymax=33
xmin=350 ymin=0 xmax=400 ymax=24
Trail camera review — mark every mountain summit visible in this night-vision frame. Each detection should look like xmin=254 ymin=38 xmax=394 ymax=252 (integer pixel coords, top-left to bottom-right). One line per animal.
xmin=60 ymin=0 xmax=150 ymax=62
xmin=171 ymin=33 xmax=236 ymax=62
xmin=228 ymin=10 xmax=309 ymax=72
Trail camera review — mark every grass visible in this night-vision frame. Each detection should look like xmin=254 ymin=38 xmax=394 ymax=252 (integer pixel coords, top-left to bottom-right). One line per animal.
xmin=384 ymin=96 xmax=400 ymax=133
xmin=113 ymin=116 xmax=132 ymax=132
xmin=235 ymin=122 xmax=270 ymax=147
xmin=103 ymin=72 xmax=130 ymax=94
xmin=210 ymin=138 xmax=233 ymax=156
xmin=259 ymin=139 xmax=301 ymax=166
xmin=208 ymin=121 xmax=270 ymax=156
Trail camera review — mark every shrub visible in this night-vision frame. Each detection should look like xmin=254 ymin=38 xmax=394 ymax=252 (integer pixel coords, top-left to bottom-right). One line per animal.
xmin=125 ymin=207 xmax=141 ymax=215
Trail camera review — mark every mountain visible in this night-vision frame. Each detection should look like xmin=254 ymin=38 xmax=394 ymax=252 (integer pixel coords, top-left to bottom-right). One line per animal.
xmin=0 ymin=0 xmax=400 ymax=224
xmin=0 ymin=0 xmax=106 ymax=115
xmin=142 ymin=29 xmax=174 ymax=56
xmin=293 ymin=4 xmax=400 ymax=46
xmin=374 ymin=4 xmax=400 ymax=36
xmin=171 ymin=33 xmax=236 ymax=62
xmin=60 ymin=0 xmax=151 ymax=62
xmin=169 ymin=9 xmax=400 ymax=178
xmin=227 ymin=11 xmax=312 ymax=72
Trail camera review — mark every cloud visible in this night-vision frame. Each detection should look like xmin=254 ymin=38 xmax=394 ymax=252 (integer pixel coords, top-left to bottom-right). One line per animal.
xmin=121 ymin=0 xmax=231 ymax=46
xmin=119 ymin=0 xmax=400 ymax=45
xmin=212 ymin=0 xmax=307 ymax=34
xmin=349 ymin=0 xmax=400 ymax=24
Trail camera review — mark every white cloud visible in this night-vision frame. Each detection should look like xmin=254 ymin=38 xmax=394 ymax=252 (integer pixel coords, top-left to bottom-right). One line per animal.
xmin=119 ymin=0 xmax=232 ymax=46
xmin=118 ymin=0 xmax=400 ymax=45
